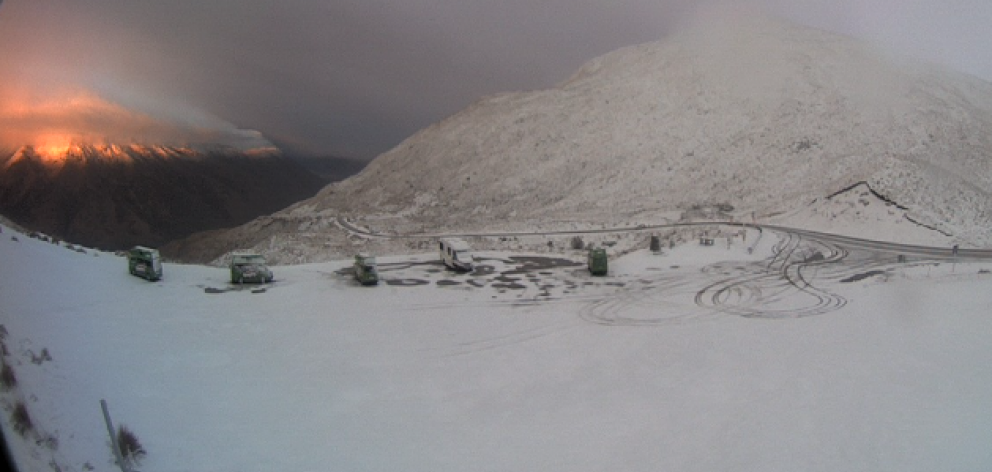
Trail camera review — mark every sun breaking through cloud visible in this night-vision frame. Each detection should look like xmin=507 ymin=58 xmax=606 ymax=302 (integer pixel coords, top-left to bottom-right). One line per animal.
xmin=0 ymin=87 xmax=277 ymax=153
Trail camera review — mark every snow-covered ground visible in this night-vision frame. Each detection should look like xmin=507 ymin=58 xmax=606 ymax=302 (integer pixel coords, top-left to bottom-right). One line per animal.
xmin=2 ymin=222 xmax=992 ymax=472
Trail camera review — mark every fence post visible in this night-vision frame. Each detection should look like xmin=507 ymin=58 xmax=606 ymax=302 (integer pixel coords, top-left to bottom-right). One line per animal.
xmin=101 ymin=399 xmax=132 ymax=472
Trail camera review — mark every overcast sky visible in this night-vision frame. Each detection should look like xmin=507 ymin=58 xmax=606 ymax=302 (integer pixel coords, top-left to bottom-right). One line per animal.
xmin=1 ymin=0 xmax=990 ymax=159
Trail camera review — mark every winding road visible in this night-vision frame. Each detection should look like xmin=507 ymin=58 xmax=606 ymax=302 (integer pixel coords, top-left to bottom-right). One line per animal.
xmin=337 ymin=216 xmax=992 ymax=260
xmin=338 ymin=216 xmax=992 ymax=322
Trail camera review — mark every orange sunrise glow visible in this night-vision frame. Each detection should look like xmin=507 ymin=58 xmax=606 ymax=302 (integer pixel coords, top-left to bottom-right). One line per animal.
xmin=0 ymin=90 xmax=149 ymax=159
xmin=1 ymin=88 xmax=276 ymax=157
xmin=32 ymin=134 xmax=79 ymax=160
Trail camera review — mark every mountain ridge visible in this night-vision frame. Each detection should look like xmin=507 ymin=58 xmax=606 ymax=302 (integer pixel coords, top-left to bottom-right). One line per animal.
xmin=0 ymin=144 xmax=325 ymax=250
xmin=167 ymin=15 xmax=992 ymax=264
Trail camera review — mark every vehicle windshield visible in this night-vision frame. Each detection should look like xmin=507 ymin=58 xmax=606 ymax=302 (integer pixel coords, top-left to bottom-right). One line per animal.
xmin=235 ymin=255 xmax=266 ymax=265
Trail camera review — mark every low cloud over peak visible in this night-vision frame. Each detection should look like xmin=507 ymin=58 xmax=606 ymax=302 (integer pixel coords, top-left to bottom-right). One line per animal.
xmin=1 ymin=0 xmax=989 ymax=160
xmin=0 ymin=87 xmax=277 ymax=153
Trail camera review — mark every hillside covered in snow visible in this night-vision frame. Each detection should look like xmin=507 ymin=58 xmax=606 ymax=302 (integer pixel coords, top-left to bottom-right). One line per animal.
xmin=168 ymin=14 xmax=992 ymax=264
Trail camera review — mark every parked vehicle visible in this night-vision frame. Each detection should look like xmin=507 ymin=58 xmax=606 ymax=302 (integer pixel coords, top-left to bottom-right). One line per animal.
xmin=587 ymin=247 xmax=608 ymax=276
xmin=353 ymin=253 xmax=379 ymax=285
xmin=127 ymin=246 xmax=162 ymax=281
xmin=230 ymin=252 xmax=273 ymax=284
xmin=439 ymin=238 xmax=474 ymax=271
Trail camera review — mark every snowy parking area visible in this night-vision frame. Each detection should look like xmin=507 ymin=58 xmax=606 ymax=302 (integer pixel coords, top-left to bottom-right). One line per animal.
xmin=2 ymin=224 xmax=992 ymax=472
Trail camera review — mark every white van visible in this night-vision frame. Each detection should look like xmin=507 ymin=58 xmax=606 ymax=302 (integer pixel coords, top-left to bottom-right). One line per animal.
xmin=439 ymin=238 xmax=475 ymax=271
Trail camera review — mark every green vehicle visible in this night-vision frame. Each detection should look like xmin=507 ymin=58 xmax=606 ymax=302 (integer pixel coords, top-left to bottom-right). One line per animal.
xmin=587 ymin=247 xmax=608 ymax=276
xmin=353 ymin=253 xmax=379 ymax=286
xmin=230 ymin=252 xmax=273 ymax=284
xmin=127 ymin=246 xmax=163 ymax=281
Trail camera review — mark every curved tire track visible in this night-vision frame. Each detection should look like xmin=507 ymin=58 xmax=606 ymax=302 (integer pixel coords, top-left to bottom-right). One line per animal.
xmin=339 ymin=217 xmax=991 ymax=324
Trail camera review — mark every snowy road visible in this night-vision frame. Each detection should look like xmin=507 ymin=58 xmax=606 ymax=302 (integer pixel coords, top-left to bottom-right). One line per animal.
xmin=336 ymin=216 xmax=992 ymax=323
xmin=338 ymin=216 xmax=992 ymax=260
xmin=329 ymin=222 xmax=987 ymax=324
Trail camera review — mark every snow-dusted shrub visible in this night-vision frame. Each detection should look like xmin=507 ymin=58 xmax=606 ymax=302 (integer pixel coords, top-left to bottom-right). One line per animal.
xmin=570 ymin=236 xmax=585 ymax=250
xmin=30 ymin=348 xmax=52 ymax=365
xmin=117 ymin=424 xmax=146 ymax=464
xmin=11 ymin=401 xmax=32 ymax=436
xmin=0 ymin=361 xmax=15 ymax=390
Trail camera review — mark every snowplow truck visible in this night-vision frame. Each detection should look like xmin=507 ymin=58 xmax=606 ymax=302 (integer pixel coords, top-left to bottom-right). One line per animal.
xmin=587 ymin=247 xmax=608 ymax=276
xmin=230 ymin=252 xmax=273 ymax=284
xmin=353 ymin=253 xmax=379 ymax=285
xmin=127 ymin=246 xmax=163 ymax=281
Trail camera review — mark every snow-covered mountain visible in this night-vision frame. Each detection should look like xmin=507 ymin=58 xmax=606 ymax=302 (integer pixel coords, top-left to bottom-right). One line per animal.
xmin=0 ymin=144 xmax=325 ymax=250
xmin=170 ymin=15 xmax=992 ymax=264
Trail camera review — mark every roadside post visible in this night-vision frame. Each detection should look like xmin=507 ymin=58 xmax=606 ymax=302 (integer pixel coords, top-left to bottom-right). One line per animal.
xmin=101 ymin=399 xmax=133 ymax=472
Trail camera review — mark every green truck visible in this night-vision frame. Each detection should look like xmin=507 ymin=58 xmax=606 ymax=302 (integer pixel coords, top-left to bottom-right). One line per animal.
xmin=230 ymin=252 xmax=273 ymax=284
xmin=353 ymin=253 xmax=379 ymax=285
xmin=127 ymin=246 xmax=163 ymax=281
xmin=587 ymin=247 xmax=608 ymax=276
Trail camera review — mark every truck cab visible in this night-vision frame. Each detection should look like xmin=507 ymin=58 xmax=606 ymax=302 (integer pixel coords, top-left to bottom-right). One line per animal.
xmin=587 ymin=247 xmax=608 ymax=276
xmin=230 ymin=252 xmax=273 ymax=284
xmin=439 ymin=238 xmax=474 ymax=272
xmin=353 ymin=253 xmax=379 ymax=285
xmin=127 ymin=246 xmax=163 ymax=281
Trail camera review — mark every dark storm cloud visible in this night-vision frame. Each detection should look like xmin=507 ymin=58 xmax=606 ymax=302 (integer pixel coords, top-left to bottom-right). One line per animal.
xmin=1 ymin=0 xmax=989 ymax=159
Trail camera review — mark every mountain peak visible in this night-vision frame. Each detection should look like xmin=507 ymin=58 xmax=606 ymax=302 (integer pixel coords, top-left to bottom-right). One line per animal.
xmin=0 ymin=142 xmax=322 ymax=250
xmin=7 ymin=142 xmax=283 ymax=170
xmin=166 ymin=16 xmax=992 ymax=262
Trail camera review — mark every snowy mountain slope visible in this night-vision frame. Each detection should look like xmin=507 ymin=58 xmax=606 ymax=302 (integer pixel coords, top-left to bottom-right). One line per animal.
xmin=339 ymin=15 xmax=992 ymax=225
xmin=4 ymin=218 xmax=992 ymax=471
xmin=168 ymin=15 xmax=992 ymax=264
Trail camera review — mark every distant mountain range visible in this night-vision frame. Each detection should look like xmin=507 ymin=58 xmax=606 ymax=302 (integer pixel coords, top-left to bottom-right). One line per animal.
xmin=0 ymin=144 xmax=327 ymax=250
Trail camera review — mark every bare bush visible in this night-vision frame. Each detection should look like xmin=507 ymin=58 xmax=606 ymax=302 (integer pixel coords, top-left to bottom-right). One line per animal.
xmin=39 ymin=433 xmax=59 ymax=450
xmin=11 ymin=401 xmax=32 ymax=436
xmin=117 ymin=424 xmax=146 ymax=464
xmin=30 ymin=348 xmax=53 ymax=365
xmin=570 ymin=236 xmax=584 ymax=250
xmin=0 ymin=361 xmax=16 ymax=390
